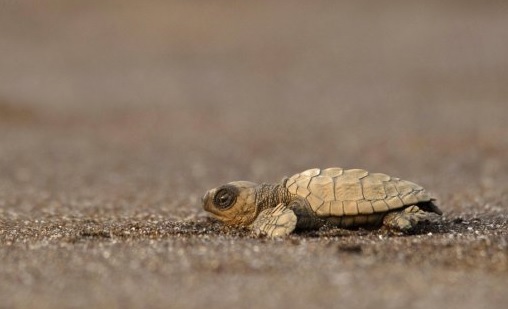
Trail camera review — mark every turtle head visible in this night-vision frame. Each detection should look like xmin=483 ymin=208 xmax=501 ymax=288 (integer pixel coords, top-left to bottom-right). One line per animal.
xmin=202 ymin=181 xmax=260 ymax=227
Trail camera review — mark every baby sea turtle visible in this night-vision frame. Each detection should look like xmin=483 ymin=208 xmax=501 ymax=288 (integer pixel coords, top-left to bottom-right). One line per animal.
xmin=202 ymin=167 xmax=442 ymax=237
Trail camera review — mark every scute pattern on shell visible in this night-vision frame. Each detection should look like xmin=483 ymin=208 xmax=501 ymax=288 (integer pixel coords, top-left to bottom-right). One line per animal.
xmin=286 ymin=168 xmax=431 ymax=217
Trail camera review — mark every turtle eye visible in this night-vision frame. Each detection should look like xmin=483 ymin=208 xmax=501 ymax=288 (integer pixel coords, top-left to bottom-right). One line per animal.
xmin=213 ymin=186 xmax=238 ymax=209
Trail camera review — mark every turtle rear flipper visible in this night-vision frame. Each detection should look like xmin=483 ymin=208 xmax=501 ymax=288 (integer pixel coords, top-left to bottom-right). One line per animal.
xmin=251 ymin=203 xmax=297 ymax=237
xmin=382 ymin=205 xmax=436 ymax=232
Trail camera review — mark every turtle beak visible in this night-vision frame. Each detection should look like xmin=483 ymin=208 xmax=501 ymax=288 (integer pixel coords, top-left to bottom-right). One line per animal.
xmin=202 ymin=191 xmax=210 ymax=210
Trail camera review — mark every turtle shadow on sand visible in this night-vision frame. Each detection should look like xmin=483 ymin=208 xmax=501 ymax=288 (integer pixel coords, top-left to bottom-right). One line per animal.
xmin=194 ymin=214 xmax=453 ymax=239
xmin=298 ymin=217 xmax=447 ymax=238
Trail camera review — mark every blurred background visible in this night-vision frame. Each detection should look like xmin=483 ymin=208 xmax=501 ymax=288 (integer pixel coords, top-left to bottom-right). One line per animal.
xmin=1 ymin=0 xmax=507 ymax=213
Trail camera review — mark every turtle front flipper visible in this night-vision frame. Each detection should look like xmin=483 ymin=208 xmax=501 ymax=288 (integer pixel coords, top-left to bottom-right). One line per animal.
xmin=251 ymin=203 xmax=297 ymax=237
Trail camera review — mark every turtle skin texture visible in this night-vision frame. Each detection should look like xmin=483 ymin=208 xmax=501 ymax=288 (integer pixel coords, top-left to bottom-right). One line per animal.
xmin=202 ymin=167 xmax=442 ymax=237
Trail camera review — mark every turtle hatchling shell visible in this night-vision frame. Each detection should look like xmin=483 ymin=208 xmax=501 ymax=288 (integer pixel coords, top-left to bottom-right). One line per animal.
xmin=285 ymin=167 xmax=431 ymax=217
